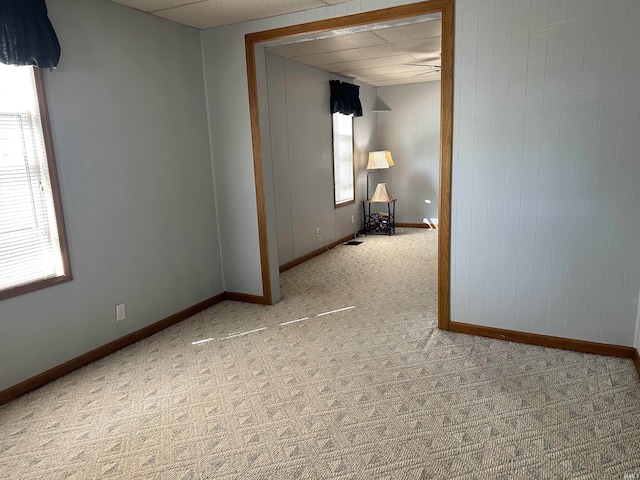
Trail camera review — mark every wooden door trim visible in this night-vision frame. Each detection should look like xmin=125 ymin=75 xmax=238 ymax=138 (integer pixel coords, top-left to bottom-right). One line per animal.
xmin=245 ymin=1 xmax=454 ymax=330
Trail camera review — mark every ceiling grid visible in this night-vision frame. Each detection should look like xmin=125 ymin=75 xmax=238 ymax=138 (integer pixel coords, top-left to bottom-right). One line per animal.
xmin=109 ymin=0 xmax=441 ymax=86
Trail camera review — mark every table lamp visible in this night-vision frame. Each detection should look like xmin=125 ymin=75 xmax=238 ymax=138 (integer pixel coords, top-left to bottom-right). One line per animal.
xmin=366 ymin=151 xmax=394 ymax=199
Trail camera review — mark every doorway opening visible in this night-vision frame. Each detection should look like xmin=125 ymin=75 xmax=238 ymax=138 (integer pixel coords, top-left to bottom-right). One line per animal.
xmin=245 ymin=1 xmax=453 ymax=331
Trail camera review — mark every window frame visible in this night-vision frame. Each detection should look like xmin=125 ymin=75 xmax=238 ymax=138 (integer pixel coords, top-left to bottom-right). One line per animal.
xmin=331 ymin=112 xmax=355 ymax=208
xmin=0 ymin=67 xmax=72 ymax=301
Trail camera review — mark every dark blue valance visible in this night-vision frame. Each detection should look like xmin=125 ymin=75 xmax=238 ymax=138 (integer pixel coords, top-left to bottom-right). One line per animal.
xmin=0 ymin=0 xmax=60 ymax=68
xmin=330 ymin=80 xmax=363 ymax=117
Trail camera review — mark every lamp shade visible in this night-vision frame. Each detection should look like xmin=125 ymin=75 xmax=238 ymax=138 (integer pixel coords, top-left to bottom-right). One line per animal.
xmin=367 ymin=151 xmax=394 ymax=170
xmin=370 ymin=183 xmax=394 ymax=202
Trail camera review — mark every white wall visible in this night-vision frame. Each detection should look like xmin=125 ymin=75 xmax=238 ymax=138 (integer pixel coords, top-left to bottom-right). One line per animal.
xmin=451 ymin=0 xmax=640 ymax=346
xmin=377 ymin=81 xmax=440 ymax=223
xmin=265 ymin=53 xmax=376 ymax=266
xmin=0 ymin=0 xmax=222 ymax=391
xmin=201 ymin=0 xmax=425 ymax=297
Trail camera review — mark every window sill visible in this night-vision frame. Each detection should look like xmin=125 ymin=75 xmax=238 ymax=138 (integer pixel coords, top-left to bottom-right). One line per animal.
xmin=335 ymin=199 xmax=356 ymax=208
xmin=0 ymin=274 xmax=73 ymax=302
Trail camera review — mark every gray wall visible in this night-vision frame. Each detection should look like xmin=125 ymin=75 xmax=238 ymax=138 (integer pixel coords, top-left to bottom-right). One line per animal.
xmin=376 ymin=81 xmax=440 ymax=224
xmin=0 ymin=0 xmax=223 ymax=391
xmin=451 ymin=0 xmax=640 ymax=346
xmin=202 ymin=0 xmax=640 ymax=348
xmin=635 ymin=290 xmax=640 ymax=350
xmin=200 ymin=0 xmax=409 ymax=297
xmin=265 ymin=53 xmax=376 ymax=266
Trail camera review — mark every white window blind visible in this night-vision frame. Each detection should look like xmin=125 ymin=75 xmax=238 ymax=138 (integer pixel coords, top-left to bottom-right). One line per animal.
xmin=332 ymin=113 xmax=354 ymax=206
xmin=0 ymin=64 xmax=65 ymax=292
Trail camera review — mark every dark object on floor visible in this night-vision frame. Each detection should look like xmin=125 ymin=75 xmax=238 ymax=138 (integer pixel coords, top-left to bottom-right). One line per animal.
xmin=344 ymin=241 xmax=363 ymax=245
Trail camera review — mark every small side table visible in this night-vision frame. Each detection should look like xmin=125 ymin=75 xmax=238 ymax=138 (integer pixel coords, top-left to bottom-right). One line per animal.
xmin=362 ymin=199 xmax=396 ymax=235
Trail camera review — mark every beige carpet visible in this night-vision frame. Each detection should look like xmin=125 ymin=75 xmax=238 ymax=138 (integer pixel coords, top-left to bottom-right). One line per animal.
xmin=1 ymin=228 xmax=639 ymax=479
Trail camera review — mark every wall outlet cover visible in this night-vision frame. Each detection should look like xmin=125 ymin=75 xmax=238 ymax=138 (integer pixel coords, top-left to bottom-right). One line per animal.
xmin=116 ymin=303 xmax=126 ymax=321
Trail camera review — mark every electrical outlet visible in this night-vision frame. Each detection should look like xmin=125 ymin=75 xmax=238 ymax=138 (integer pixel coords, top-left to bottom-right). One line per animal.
xmin=316 ymin=227 xmax=320 ymax=237
xmin=116 ymin=303 xmax=126 ymax=321
xmin=351 ymin=215 xmax=355 ymax=224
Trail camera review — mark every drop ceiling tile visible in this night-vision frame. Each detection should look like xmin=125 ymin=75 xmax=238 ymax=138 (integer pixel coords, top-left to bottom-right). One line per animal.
xmin=373 ymin=20 xmax=441 ymax=43
xmin=393 ymin=37 xmax=441 ymax=55
xmin=356 ymin=70 xmax=439 ymax=82
xmin=317 ymin=54 xmax=418 ymax=73
xmin=153 ymin=0 xmax=327 ymax=30
xmin=371 ymin=76 xmax=439 ymax=87
xmin=347 ymin=64 xmax=436 ymax=77
xmin=293 ymin=43 xmax=405 ymax=67
xmin=266 ymin=32 xmax=386 ymax=58
xmin=321 ymin=0 xmax=350 ymax=4
xmin=110 ymin=0 xmax=192 ymax=12
xmin=409 ymin=53 xmax=442 ymax=63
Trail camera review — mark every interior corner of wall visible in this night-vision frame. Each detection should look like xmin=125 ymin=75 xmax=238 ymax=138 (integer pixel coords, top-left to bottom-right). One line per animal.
xmin=635 ymin=285 xmax=640 ymax=350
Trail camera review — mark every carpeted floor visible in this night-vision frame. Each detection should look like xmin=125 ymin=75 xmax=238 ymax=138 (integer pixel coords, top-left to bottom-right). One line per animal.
xmin=1 ymin=228 xmax=639 ymax=479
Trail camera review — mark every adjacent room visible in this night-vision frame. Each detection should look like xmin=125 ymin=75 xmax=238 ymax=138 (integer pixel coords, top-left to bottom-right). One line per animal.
xmin=255 ymin=14 xmax=442 ymax=273
xmin=1 ymin=0 xmax=639 ymax=478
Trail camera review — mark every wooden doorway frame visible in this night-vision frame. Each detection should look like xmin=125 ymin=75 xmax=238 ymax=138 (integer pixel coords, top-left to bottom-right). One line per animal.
xmin=245 ymin=0 xmax=454 ymax=330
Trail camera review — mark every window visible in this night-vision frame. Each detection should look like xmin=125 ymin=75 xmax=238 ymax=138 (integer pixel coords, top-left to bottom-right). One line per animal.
xmin=332 ymin=112 xmax=355 ymax=207
xmin=0 ymin=63 xmax=71 ymax=300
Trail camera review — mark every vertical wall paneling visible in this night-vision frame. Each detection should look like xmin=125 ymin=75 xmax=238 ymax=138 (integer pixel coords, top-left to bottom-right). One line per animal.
xmin=498 ymin=0 xmax=529 ymax=331
xmin=625 ymin=1 xmax=640 ymax=348
xmin=564 ymin=0 xmax=607 ymax=341
xmin=635 ymin=285 xmax=640 ymax=350
xmin=623 ymin=0 xmax=640 ymax=343
xmin=548 ymin=0 xmax=587 ymax=339
xmin=468 ymin=0 xmax=496 ymax=326
xmin=453 ymin=0 xmax=640 ymax=346
xmin=452 ymin=0 xmax=479 ymax=326
xmin=600 ymin=0 xmax=639 ymax=345
xmin=583 ymin=0 xmax=627 ymax=342
xmin=483 ymin=0 xmax=511 ymax=329
xmin=286 ymin=60 xmax=336 ymax=260
xmin=451 ymin=0 xmax=463 ymax=324
xmin=376 ymin=82 xmax=441 ymax=224
xmin=532 ymin=0 xmax=567 ymax=337
xmin=265 ymin=54 xmax=295 ymax=265
xmin=264 ymin=54 xmax=376 ymax=266
xmin=514 ymin=0 xmax=549 ymax=334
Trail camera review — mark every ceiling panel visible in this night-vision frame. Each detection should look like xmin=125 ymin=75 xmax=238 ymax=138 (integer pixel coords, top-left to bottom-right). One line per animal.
xmin=293 ymin=44 xmax=406 ymax=67
xmin=316 ymin=54 xmax=419 ymax=73
xmin=108 ymin=0 xmax=440 ymax=86
xmin=356 ymin=70 xmax=436 ymax=82
xmin=348 ymin=64 xmax=438 ymax=78
xmin=266 ymin=32 xmax=386 ymax=58
xmin=409 ymin=52 xmax=443 ymax=62
xmin=373 ymin=19 xmax=442 ymax=43
xmin=110 ymin=0 xmax=192 ymax=12
xmin=138 ymin=0 xmax=341 ymax=30
xmin=371 ymin=75 xmax=440 ymax=87
xmin=265 ymin=19 xmax=442 ymax=86
xmin=392 ymin=37 xmax=441 ymax=55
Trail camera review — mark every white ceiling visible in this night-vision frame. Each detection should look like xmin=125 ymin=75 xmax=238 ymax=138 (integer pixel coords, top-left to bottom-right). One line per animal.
xmin=108 ymin=0 xmax=441 ymax=87
xmin=109 ymin=0 xmax=350 ymax=30
xmin=266 ymin=18 xmax=442 ymax=87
